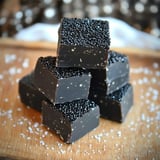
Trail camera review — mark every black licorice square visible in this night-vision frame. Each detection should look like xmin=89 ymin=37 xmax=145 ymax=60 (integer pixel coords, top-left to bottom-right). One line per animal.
xmin=90 ymin=74 xmax=129 ymax=96
xmin=18 ymin=72 xmax=48 ymax=112
xmin=57 ymin=18 xmax=110 ymax=69
xmin=89 ymin=83 xmax=133 ymax=123
xmin=90 ymin=50 xmax=130 ymax=95
xmin=33 ymin=56 xmax=91 ymax=104
xmin=42 ymin=99 xmax=99 ymax=143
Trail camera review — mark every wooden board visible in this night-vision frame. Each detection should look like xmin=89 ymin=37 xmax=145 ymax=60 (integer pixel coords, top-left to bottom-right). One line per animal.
xmin=0 ymin=40 xmax=160 ymax=160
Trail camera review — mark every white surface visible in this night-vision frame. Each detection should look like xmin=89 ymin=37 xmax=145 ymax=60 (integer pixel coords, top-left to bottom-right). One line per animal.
xmin=15 ymin=17 xmax=160 ymax=50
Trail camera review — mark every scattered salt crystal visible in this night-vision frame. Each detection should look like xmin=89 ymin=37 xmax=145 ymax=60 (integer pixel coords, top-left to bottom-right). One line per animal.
xmin=152 ymin=89 xmax=159 ymax=96
xmin=156 ymin=111 xmax=160 ymax=121
xmin=152 ymin=95 xmax=158 ymax=101
xmin=22 ymin=58 xmax=29 ymax=68
xmin=146 ymin=124 xmax=150 ymax=128
xmin=130 ymin=121 xmax=135 ymax=125
xmin=143 ymin=77 xmax=149 ymax=83
xmin=155 ymin=71 xmax=160 ymax=77
xmin=44 ymin=131 xmax=48 ymax=135
xmin=140 ymin=95 xmax=144 ymax=99
xmin=94 ymin=133 xmax=103 ymax=142
xmin=28 ymin=126 xmax=33 ymax=133
xmin=132 ymin=80 xmax=137 ymax=85
xmin=33 ymin=122 xmax=39 ymax=128
xmin=117 ymin=131 xmax=122 ymax=137
xmin=148 ymin=132 xmax=152 ymax=138
xmin=146 ymin=117 xmax=151 ymax=123
xmin=142 ymin=134 xmax=146 ymax=138
xmin=8 ymin=67 xmax=17 ymax=75
xmin=2 ymin=120 xmax=7 ymax=126
xmin=145 ymin=99 xmax=150 ymax=104
xmin=51 ymin=146 xmax=54 ymax=150
xmin=148 ymin=104 xmax=156 ymax=112
xmin=17 ymin=108 xmax=22 ymax=112
xmin=16 ymin=78 xmax=20 ymax=83
xmin=4 ymin=54 xmax=16 ymax=64
xmin=7 ymin=145 xmax=11 ymax=149
xmin=153 ymin=62 xmax=159 ymax=69
xmin=20 ymin=133 xmax=26 ymax=138
xmin=27 ymin=137 xmax=31 ymax=140
xmin=57 ymin=142 xmax=63 ymax=148
xmin=145 ymin=92 xmax=150 ymax=97
xmin=141 ymin=114 xmax=145 ymax=121
xmin=40 ymin=140 xmax=45 ymax=146
xmin=18 ymin=121 xmax=23 ymax=125
xmin=0 ymin=74 xmax=4 ymax=80
xmin=4 ymin=98 xmax=9 ymax=102
xmin=151 ymin=77 xmax=157 ymax=83
xmin=138 ymin=79 xmax=143 ymax=85
xmin=143 ymin=68 xmax=150 ymax=75
xmin=115 ymin=143 xmax=119 ymax=147
xmin=16 ymin=68 xmax=22 ymax=74
xmin=60 ymin=149 xmax=66 ymax=154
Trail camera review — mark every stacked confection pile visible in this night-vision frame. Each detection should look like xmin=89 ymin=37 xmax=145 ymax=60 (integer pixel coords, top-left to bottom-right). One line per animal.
xmin=19 ymin=18 xmax=133 ymax=143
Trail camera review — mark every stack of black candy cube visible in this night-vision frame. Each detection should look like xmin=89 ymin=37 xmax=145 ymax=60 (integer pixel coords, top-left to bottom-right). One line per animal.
xmin=18 ymin=17 xmax=133 ymax=143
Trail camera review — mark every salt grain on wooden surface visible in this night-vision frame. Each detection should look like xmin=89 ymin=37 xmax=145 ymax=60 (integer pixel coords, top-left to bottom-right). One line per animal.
xmin=0 ymin=48 xmax=160 ymax=160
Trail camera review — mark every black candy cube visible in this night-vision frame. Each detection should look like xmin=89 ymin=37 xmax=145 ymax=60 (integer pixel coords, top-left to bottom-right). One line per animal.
xmin=57 ymin=18 xmax=110 ymax=69
xmin=42 ymin=99 xmax=100 ymax=143
xmin=19 ymin=72 xmax=48 ymax=112
xmin=90 ymin=50 xmax=129 ymax=95
xmin=33 ymin=56 xmax=91 ymax=104
xmin=89 ymin=83 xmax=133 ymax=122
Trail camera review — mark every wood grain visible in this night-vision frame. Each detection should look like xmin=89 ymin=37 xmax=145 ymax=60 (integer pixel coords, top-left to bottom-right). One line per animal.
xmin=0 ymin=42 xmax=160 ymax=160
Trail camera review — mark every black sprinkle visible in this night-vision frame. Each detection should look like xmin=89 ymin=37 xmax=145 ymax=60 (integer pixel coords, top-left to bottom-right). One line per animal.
xmin=39 ymin=56 xmax=89 ymax=78
xmin=53 ymin=99 xmax=97 ymax=122
xmin=108 ymin=50 xmax=128 ymax=66
xmin=59 ymin=18 xmax=110 ymax=49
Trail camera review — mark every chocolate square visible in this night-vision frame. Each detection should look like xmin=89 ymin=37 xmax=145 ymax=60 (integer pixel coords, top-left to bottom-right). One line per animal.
xmin=57 ymin=18 xmax=110 ymax=68
xmin=18 ymin=72 xmax=48 ymax=112
xmin=90 ymin=50 xmax=130 ymax=95
xmin=33 ymin=56 xmax=91 ymax=104
xmin=42 ymin=99 xmax=99 ymax=143
xmin=89 ymin=83 xmax=133 ymax=122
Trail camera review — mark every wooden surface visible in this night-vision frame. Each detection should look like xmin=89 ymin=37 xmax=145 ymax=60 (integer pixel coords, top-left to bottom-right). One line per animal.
xmin=0 ymin=39 xmax=160 ymax=160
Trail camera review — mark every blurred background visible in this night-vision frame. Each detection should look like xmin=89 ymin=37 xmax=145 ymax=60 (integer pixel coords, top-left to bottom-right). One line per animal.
xmin=0 ymin=0 xmax=159 ymax=38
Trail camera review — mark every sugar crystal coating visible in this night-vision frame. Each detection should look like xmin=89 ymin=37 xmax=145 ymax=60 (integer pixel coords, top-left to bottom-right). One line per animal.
xmin=54 ymin=99 xmax=97 ymax=122
xmin=59 ymin=18 xmax=110 ymax=49
xmin=40 ymin=56 xmax=89 ymax=78
xmin=42 ymin=99 xmax=100 ymax=143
